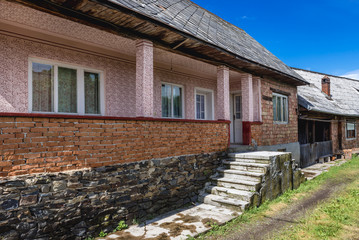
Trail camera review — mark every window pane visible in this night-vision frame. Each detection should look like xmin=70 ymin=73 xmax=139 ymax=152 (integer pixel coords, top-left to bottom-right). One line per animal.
xmin=277 ymin=96 xmax=282 ymax=122
xmin=200 ymin=95 xmax=205 ymax=119
xmin=196 ymin=95 xmax=201 ymax=119
xmin=58 ymin=67 xmax=77 ymax=113
xmin=283 ymin=97 xmax=288 ymax=122
xmin=347 ymin=122 xmax=356 ymax=138
xmin=32 ymin=63 xmax=54 ymax=112
xmin=161 ymin=84 xmax=172 ymax=117
xmin=235 ymin=96 xmax=241 ymax=119
xmin=272 ymin=96 xmax=277 ymax=121
xmin=84 ymin=72 xmax=100 ymax=114
xmin=173 ymin=86 xmax=182 ymax=118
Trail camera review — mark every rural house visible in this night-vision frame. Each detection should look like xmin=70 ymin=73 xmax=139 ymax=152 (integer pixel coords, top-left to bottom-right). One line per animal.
xmin=294 ymin=68 xmax=359 ymax=167
xmin=0 ymin=0 xmax=306 ymax=238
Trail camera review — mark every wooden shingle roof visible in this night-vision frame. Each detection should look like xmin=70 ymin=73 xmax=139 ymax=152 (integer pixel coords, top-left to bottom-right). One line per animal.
xmin=110 ymin=0 xmax=305 ymax=83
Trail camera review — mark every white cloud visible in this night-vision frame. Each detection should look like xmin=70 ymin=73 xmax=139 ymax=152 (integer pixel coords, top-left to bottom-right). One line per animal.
xmin=241 ymin=16 xmax=248 ymax=19
xmin=342 ymin=69 xmax=359 ymax=80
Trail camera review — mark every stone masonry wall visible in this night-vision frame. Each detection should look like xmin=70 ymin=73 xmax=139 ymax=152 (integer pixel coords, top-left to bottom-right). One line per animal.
xmin=251 ymin=77 xmax=298 ymax=146
xmin=0 ymin=115 xmax=229 ymax=177
xmin=0 ymin=152 xmax=224 ymax=239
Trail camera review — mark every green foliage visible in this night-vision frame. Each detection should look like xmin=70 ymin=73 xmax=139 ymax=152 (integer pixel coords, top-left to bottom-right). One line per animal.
xmin=85 ymin=237 xmax=94 ymax=240
xmin=115 ymin=220 xmax=128 ymax=231
xmin=98 ymin=230 xmax=108 ymax=237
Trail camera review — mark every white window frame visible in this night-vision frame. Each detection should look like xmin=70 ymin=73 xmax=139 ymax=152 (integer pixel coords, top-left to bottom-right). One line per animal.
xmin=161 ymin=82 xmax=184 ymax=119
xmin=346 ymin=120 xmax=356 ymax=140
xmin=28 ymin=58 xmax=105 ymax=115
xmin=194 ymin=87 xmax=214 ymax=120
xmin=272 ymin=93 xmax=288 ymax=124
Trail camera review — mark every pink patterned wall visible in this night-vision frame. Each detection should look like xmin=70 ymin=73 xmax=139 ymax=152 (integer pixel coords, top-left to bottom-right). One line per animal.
xmin=0 ymin=1 xmax=236 ymax=120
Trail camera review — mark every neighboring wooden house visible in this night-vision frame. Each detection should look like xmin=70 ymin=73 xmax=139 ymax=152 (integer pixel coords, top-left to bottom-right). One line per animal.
xmin=0 ymin=0 xmax=307 ymax=238
xmin=294 ymin=68 xmax=359 ymax=167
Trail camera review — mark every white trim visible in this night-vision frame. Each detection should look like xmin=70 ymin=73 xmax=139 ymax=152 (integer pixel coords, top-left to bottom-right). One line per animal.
xmin=28 ymin=58 xmax=105 ymax=116
xmin=194 ymin=87 xmax=214 ymax=120
xmin=161 ymin=82 xmax=185 ymax=119
xmin=273 ymin=92 xmax=288 ymax=124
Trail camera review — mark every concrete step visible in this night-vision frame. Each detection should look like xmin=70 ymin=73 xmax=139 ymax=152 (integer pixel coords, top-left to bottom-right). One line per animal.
xmin=199 ymin=193 xmax=249 ymax=212
xmin=227 ymin=158 xmax=271 ymax=164
xmin=205 ymin=186 xmax=255 ymax=202
xmin=217 ymin=168 xmax=263 ymax=182
xmin=211 ymin=177 xmax=260 ymax=191
xmin=223 ymin=160 xmax=269 ymax=173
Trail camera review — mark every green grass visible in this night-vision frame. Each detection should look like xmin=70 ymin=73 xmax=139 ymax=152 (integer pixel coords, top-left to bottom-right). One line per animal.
xmin=194 ymin=157 xmax=359 ymax=240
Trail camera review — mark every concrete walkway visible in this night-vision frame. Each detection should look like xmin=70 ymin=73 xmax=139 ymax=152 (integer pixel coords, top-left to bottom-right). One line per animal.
xmin=98 ymin=203 xmax=239 ymax=240
xmin=301 ymin=158 xmax=346 ymax=180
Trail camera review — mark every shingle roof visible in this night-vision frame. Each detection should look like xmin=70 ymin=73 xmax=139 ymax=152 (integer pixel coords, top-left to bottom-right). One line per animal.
xmin=109 ymin=0 xmax=304 ymax=82
xmin=294 ymin=68 xmax=359 ymax=117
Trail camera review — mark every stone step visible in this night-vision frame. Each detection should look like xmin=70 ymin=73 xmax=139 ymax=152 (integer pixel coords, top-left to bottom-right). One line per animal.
xmin=223 ymin=160 xmax=269 ymax=173
xmin=205 ymin=186 xmax=255 ymax=202
xmin=211 ymin=177 xmax=260 ymax=191
xmin=228 ymin=158 xmax=271 ymax=164
xmin=217 ymin=168 xmax=263 ymax=182
xmin=228 ymin=151 xmax=283 ymax=160
xmin=199 ymin=193 xmax=249 ymax=212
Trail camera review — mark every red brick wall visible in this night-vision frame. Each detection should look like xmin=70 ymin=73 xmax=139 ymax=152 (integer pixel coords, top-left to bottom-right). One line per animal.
xmin=251 ymin=77 xmax=298 ymax=146
xmin=0 ymin=115 xmax=229 ymax=177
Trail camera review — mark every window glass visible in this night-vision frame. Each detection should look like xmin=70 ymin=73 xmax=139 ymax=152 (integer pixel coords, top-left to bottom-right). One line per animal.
xmin=272 ymin=96 xmax=277 ymax=121
xmin=58 ymin=67 xmax=77 ymax=113
xmin=32 ymin=63 xmax=54 ymax=112
xmin=235 ymin=95 xmax=241 ymax=119
xmin=161 ymin=84 xmax=172 ymax=118
xmin=283 ymin=97 xmax=288 ymax=122
xmin=85 ymin=72 xmax=100 ymax=114
xmin=196 ymin=94 xmax=205 ymax=119
xmin=277 ymin=96 xmax=282 ymax=121
xmin=173 ymin=86 xmax=182 ymax=118
xmin=346 ymin=121 xmax=356 ymax=139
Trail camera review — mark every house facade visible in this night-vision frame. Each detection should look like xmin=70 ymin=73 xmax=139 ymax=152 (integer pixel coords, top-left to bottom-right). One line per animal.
xmin=295 ymin=68 xmax=359 ymax=167
xmin=0 ymin=0 xmax=306 ymax=238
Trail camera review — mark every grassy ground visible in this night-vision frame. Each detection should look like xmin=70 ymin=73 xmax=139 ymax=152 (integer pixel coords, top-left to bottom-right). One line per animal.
xmin=193 ymin=157 xmax=359 ymax=240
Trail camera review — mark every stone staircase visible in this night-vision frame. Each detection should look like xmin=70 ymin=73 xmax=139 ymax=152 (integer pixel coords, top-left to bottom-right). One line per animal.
xmin=199 ymin=151 xmax=291 ymax=212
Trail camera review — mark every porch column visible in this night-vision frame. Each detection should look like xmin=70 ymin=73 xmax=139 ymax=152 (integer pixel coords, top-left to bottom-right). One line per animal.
xmin=136 ymin=39 xmax=154 ymax=117
xmin=241 ymin=73 xmax=254 ymax=145
xmin=241 ymin=73 xmax=254 ymax=122
xmin=252 ymin=77 xmax=262 ymax=122
xmin=216 ymin=65 xmax=230 ymax=120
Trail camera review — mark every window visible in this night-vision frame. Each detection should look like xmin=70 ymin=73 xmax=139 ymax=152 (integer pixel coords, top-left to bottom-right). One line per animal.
xmin=346 ymin=120 xmax=356 ymax=139
xmin=272 ymin=93 xmax=288 ymax=123
xmin=195 ymin=88 xmax=214 ymax=120
xmin=30 ymin=59 xmax=103 ymax=115
xmin=161 ymin=83 xmax=183 ymax=118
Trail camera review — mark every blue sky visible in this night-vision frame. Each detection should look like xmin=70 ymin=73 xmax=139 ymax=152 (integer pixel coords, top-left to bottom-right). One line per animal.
xmin=191 ymin=0 xmax=359 ymax=79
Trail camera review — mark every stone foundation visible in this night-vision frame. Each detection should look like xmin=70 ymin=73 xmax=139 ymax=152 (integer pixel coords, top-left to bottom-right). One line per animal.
xmin=0 ymin=152 xmax=224 ymax=239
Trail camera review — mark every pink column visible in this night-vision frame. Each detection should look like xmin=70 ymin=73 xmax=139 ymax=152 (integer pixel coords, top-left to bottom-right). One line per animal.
xmin=136 ymin=39 xmax=154 ymax=117
xmin=216 ymin=66 xmax=230 ymax=120
xmin=252 ymin=77 xmax=262 ymax=122
xmin=241 ymin=73 xmax=254 ymax=122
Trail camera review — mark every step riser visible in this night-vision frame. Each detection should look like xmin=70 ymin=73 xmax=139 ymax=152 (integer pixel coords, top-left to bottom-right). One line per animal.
xmin=229 ymin=158 xmax=271 ymax=164
xmin=206 ymin=188 xmax=252 ymax=202
xmin=225 ymin=164 xmax=267 ymax=173
xmin=199 ymin=196 xmax=246 ymax=212
xmin=218 ymin=173 xmax=262 ymax=182
xmin=212 ymin=180 xmax=258 ymax=191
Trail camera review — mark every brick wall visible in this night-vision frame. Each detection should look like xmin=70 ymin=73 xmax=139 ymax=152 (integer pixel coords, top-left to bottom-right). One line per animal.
xmin=0 ymin=114 xmax=229 ymax=177
xmin=251 ymin=77 xmax=298 ymax=146
xmin=341 ymin=118 xmax=359 ymax=154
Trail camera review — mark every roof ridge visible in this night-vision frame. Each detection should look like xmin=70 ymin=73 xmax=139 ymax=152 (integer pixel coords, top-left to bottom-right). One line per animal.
xmin=291 ymin=67 xmax=359 ymax=82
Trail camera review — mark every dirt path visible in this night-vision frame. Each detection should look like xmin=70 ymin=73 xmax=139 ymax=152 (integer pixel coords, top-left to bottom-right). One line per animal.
xmin=224 ymin=176 xmax=355 ymax=240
